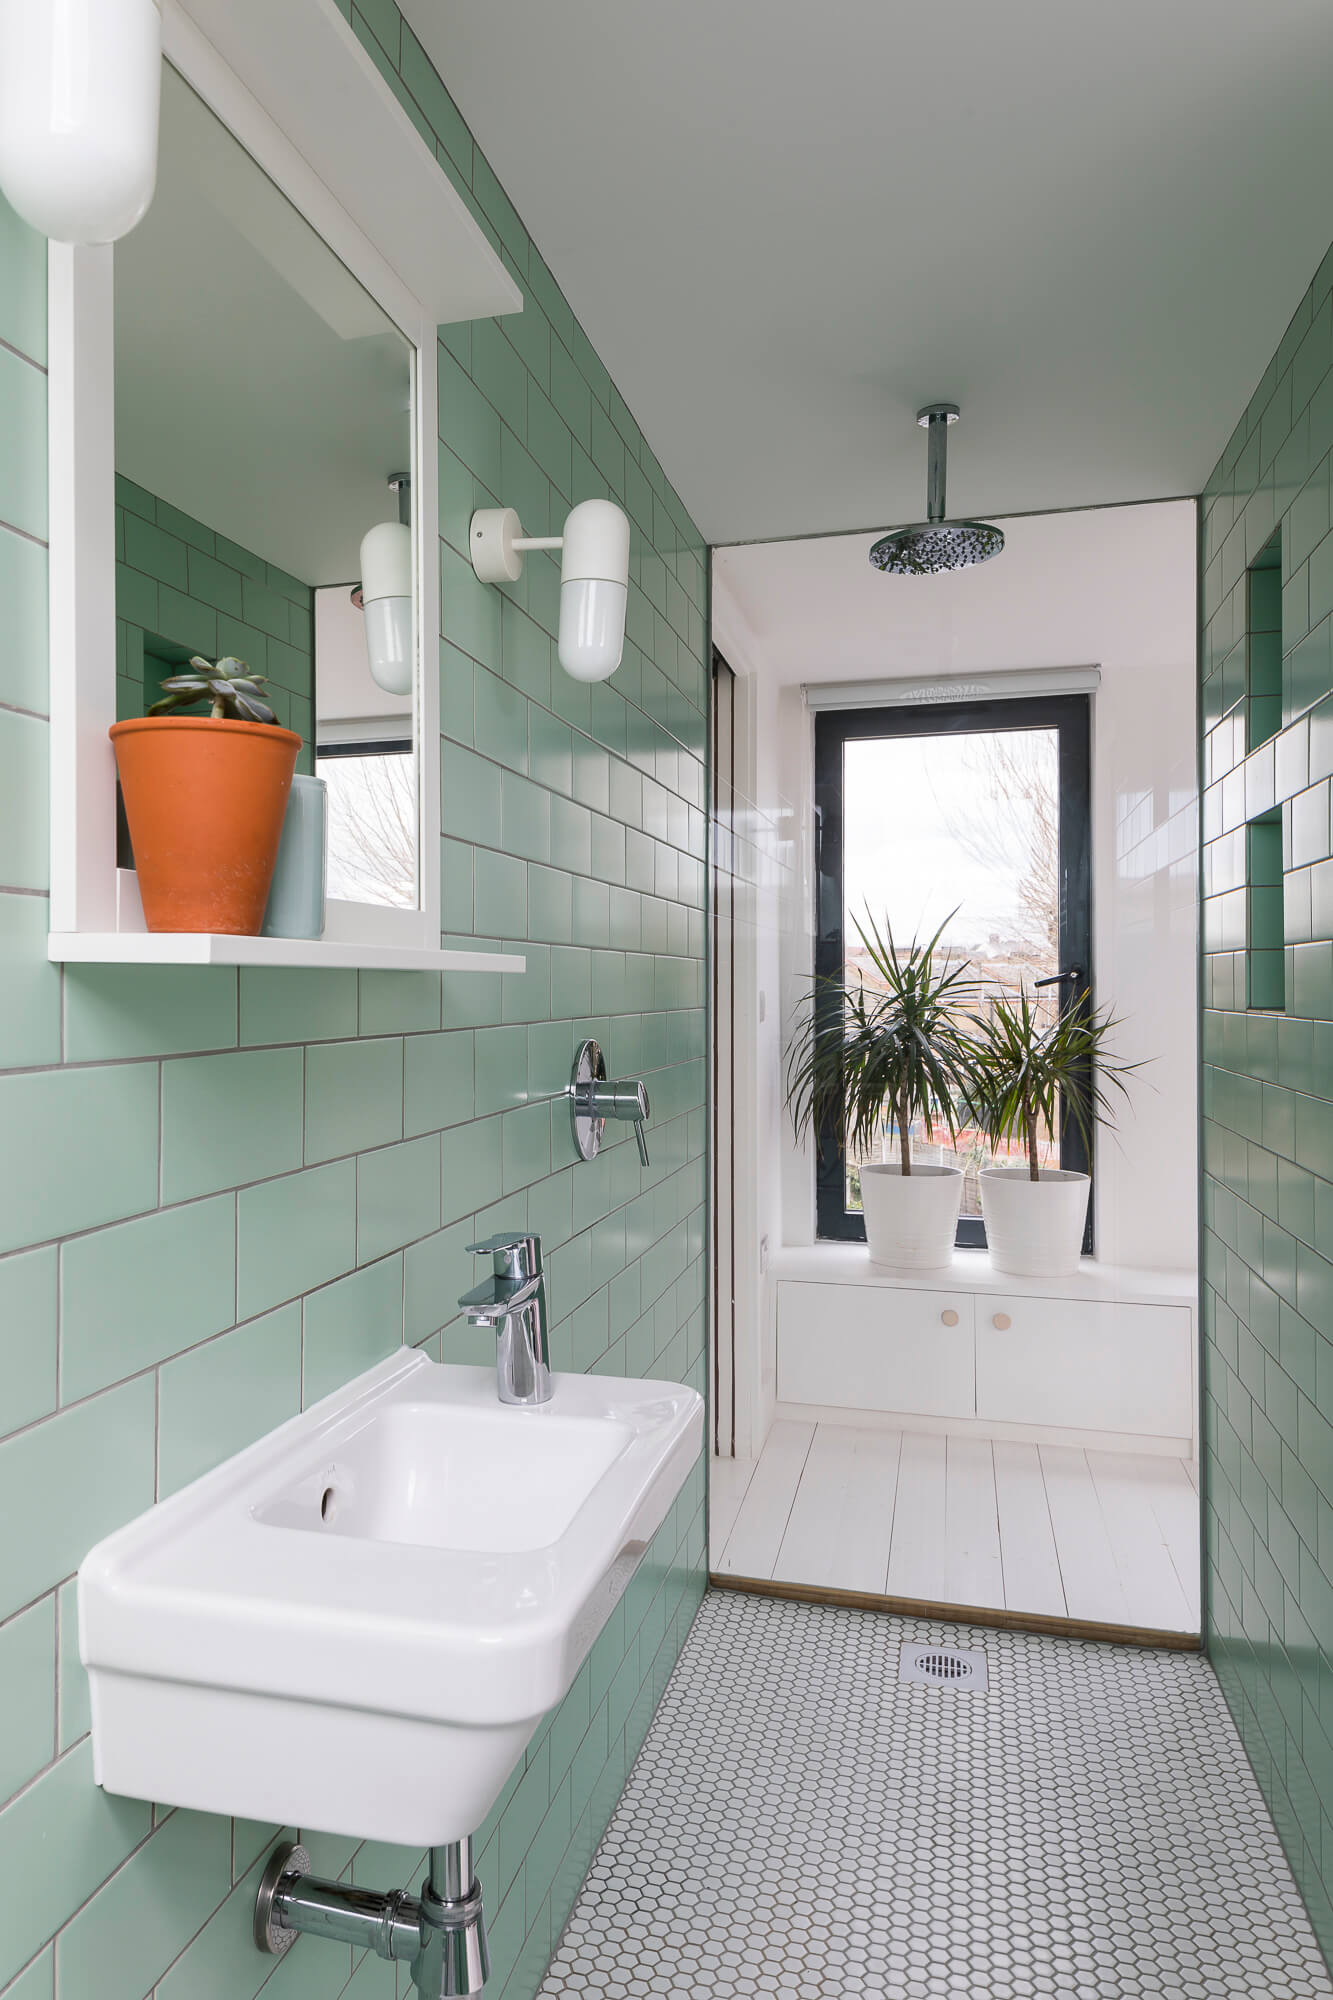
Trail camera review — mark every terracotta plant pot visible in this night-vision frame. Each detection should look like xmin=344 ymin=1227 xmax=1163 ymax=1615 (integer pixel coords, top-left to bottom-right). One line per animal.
xmin=110 ymin=716 xmax=301 ymax=934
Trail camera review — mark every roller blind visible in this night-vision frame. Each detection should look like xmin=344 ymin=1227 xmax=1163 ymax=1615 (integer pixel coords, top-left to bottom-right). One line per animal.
xmin=802 ymin=664 xmax=1101 ymax=711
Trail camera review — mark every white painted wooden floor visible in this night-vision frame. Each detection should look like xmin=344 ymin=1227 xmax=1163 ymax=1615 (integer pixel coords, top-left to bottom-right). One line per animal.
xmin=710 ymin=1422 xmax=1200 ymax=1635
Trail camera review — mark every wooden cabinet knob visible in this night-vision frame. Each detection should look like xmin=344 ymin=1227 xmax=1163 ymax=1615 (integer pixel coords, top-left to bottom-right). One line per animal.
xmin=992 ymin=1312 xmax=1012 ymax=1331
xmin=940 ymin=1309 xmax=959 ymax=1327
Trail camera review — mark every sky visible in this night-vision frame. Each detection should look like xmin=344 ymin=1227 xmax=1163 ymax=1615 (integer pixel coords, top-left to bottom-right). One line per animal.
xmin=842 ymin=727 xmax=1057 ymax=953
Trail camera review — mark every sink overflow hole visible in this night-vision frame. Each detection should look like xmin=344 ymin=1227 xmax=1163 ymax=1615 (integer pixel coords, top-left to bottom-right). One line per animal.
xmin=320 ymin=1486 xmax=336 ymax=1524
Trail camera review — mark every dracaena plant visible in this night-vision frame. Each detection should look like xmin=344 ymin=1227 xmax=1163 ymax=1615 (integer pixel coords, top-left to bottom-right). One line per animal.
xmin=785 ymin=910 xmax=980 ymax=1176
xmin=968 ymin=987 xmax=1139 ymax=1181
xmin=149 ymin=655 xmax=277 ymax=725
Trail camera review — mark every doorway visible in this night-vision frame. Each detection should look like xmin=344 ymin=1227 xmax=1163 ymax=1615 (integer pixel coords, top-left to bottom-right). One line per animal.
xmin=711 ymin=681 xmax=1199 ymax=1642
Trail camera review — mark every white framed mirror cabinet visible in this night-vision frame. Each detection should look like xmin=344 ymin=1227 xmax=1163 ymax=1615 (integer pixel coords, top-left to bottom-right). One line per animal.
xmin=45 ymin=0 xmax=524 ymax=973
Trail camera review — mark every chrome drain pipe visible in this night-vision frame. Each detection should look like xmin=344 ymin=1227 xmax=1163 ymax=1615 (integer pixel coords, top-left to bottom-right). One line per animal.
xmin=255 ymin=1837 xmax=490 ymax=1998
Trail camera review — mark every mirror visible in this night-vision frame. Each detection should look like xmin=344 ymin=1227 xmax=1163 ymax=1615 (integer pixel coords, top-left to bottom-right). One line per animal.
xmin=112 ymin=61 xmax=419 ymax=911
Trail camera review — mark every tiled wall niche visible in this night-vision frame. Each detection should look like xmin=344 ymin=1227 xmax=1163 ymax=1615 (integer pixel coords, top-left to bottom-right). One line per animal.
xmin=1246 ymin=534 xmax=1283 ymax=754
xmin=0 ymin=3 xmax=708 ymax=1994
xmin=115 ymin=481 xmax=317 ymax=771
xmin=1201 ymin=233 xmax=1333 ymax=1962
xmin=1246 ymin=810 xmax=1285 ymax=1011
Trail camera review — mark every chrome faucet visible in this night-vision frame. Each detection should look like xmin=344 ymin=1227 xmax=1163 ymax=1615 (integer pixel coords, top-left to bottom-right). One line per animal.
xmin=459 ymin=1232 xmax=552 ymax=1406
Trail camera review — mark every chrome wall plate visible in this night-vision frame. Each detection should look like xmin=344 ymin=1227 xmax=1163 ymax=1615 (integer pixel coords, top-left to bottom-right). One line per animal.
xmin=570 ymin=1039 xmax=607 ymax=1162
xmin=254 ymin=1841 xmax=310 ymax=1955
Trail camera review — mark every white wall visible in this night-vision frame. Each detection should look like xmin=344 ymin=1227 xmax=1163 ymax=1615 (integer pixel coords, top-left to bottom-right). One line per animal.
xmin=709 ymin=597 xmax=796 ymax=1457
xmin=712 ymin=500 xmax=1199 ymax=1393
xmin=314 ymin=583 xmax=413 ymax=735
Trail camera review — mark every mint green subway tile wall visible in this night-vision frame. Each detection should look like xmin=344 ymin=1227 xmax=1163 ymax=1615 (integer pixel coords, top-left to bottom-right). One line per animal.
xmin=114 ymin=482 xmax=316 ymax=772
xmin=1201 ymin=233 xmax=1333 ymax=1966
xmin=0 ymin=2 xmax=707 ymax=1991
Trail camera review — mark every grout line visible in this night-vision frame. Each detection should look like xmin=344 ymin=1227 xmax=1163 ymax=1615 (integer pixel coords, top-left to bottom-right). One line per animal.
xmin=53 ymin=1210 xmax=63 ymax=1413
xmin=0 ymin=516 xmax=49 ymax=551
xmin=51 ymin=1587 xmax=62 ymax=1768
xmin=0 ymin=333 xmax=46 ymax=374
xmin=1 ymin=1945 xmax=57 ymax=1998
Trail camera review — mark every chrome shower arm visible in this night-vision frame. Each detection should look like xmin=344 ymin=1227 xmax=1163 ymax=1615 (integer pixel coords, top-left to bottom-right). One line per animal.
xmin=868 ymin=401 xmax=1002 ymax=576
xmin=920 ymin=402 xmax=959 ymax=523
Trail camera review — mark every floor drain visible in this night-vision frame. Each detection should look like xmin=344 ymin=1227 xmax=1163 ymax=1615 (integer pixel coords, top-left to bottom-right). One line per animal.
xmin=898 ymin=1643 xmax=989 ymax=1691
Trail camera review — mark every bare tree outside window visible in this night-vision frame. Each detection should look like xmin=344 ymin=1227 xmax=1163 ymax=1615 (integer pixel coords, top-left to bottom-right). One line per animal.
xmin=931 ymin=731 xmax=1059 ymax=978
xmin=841 ymin=727 xmax=1062 ymax=1218
xmin=318 ymin=749 xmax=416 ymax=907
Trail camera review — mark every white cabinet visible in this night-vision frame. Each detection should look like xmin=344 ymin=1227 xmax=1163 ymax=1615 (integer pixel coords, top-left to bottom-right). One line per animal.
xmin=974 ymin=1295 xmax=1193 ymax=1439
xmin=777 ymin=1282 xmax=975 ymax=1419
xmin=772 ymin=1258 xmax=1197 ymax=1451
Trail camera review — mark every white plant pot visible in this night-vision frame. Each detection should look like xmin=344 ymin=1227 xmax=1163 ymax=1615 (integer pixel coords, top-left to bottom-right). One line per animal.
xmin=860 ymin=1163 xmax=963 ymax=1271
xmin=980 ymin=1167 xmax=1091 ymax=1277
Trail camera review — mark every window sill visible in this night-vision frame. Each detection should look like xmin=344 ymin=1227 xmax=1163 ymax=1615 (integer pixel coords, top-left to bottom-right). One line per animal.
xmin=47 ymin=932 xmax=525 ymax=974
xmin=772 ymin=1243 xmax=1195 ymax=1309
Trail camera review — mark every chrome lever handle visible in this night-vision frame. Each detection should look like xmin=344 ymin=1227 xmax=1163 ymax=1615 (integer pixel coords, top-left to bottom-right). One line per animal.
xmin=594 ymin=1078 xmax=649 ymax=1123
xmin=466 ymin=1231 xmax=542 ymax=1283
xmin=596 ymin=1078 xmax=650 ymax=1167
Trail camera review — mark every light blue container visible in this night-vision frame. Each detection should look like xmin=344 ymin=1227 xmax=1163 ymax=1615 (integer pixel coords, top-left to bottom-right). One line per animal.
xmin=262 ymin=773 xmax=327 ymax=939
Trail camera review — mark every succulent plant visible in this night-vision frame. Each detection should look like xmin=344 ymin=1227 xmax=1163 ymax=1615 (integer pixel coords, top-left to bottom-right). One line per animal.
xmin=148 ymin=655 xmax=277 ymax=725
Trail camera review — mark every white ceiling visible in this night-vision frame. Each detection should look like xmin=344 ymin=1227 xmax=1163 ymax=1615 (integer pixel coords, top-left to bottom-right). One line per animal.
xmin=713 ymin=501 xmax=1197 ymax=687
xmin=403 ymin=0 xmax=1333 ymax=545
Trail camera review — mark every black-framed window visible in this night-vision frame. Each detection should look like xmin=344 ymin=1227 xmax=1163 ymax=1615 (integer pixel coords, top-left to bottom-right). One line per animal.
xmin=813 ymin=693 xmax=1092 ymax=1249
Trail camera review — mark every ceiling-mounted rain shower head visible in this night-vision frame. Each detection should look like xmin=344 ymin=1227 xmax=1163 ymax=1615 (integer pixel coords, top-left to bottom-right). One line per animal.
xmin=869 ymin=404 xmax=1004 ymax=576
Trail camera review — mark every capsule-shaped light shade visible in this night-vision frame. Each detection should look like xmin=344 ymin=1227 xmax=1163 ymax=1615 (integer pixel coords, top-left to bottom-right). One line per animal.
xmin=0 ymin=0 xmax=162 ymax=244
xmin=359 ymin=521 xmax=413 ymax=697
xmin=558 ymin=499 xmax=630 ymax=682
xmin=559 ymin=579 xmax=628 ymax=683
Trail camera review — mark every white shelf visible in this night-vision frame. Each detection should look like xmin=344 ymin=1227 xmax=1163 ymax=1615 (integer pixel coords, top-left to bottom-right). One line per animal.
xmin=48 ymin=933 xmax=525 ymax=974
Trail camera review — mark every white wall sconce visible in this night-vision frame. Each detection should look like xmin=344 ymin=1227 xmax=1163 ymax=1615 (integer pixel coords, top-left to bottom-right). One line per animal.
xmin=469 ymin=498 xmax=630 ymax=682
xmin=0 ymin=0 xmax=162 ymax=243
xmin=355 ymin=474 xmax=413 ymax=696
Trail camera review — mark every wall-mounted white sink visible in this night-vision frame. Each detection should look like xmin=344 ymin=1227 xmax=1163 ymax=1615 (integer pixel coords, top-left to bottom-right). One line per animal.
xmin=80 ymin=1353 xmax=702 ymax=1845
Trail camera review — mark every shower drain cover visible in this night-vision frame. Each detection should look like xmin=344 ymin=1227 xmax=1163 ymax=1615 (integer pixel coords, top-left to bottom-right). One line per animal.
xmin=898 ymin=1643 xmax=989 ymax=1691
